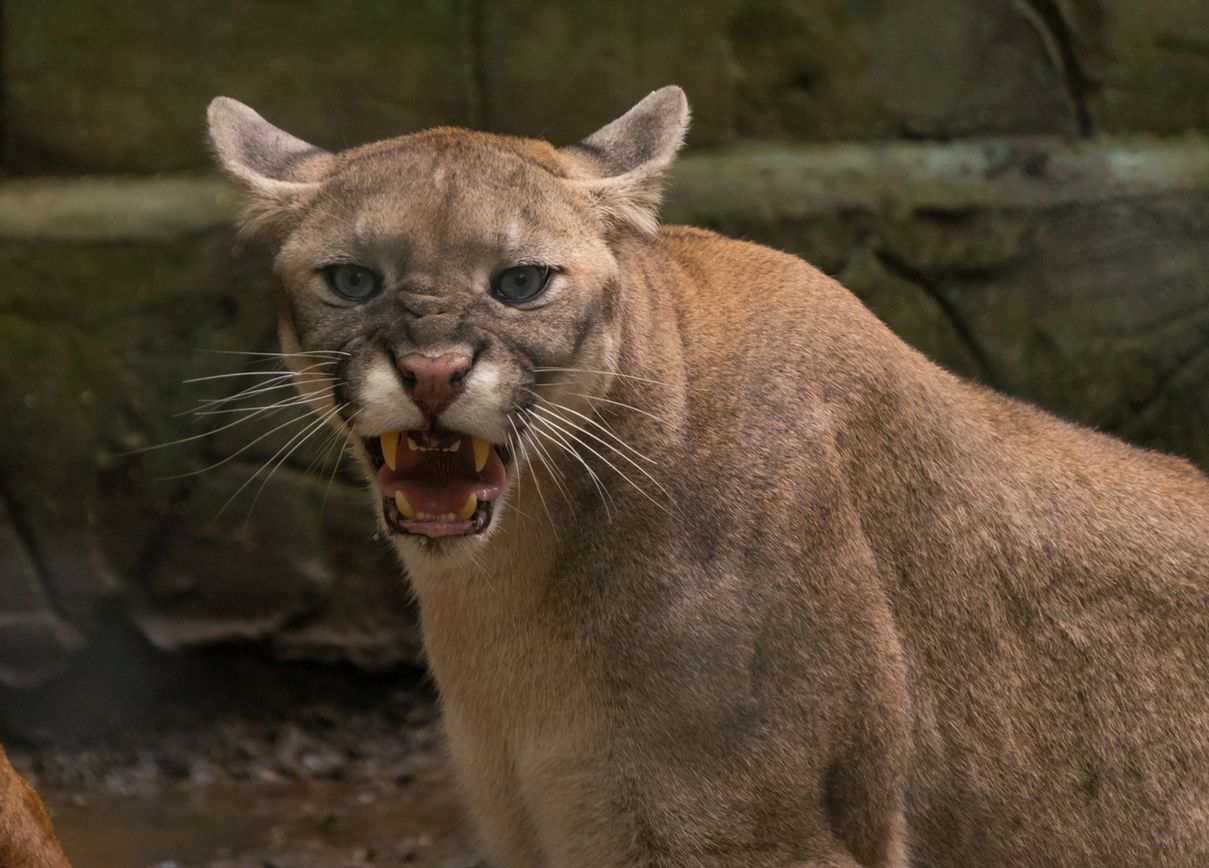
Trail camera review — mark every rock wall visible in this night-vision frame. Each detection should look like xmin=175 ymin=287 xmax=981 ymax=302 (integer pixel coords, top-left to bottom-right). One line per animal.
xmin=0 ymin=0 xmax=1206 ymax=690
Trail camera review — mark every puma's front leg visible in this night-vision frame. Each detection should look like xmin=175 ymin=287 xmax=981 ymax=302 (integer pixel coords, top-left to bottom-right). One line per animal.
xmin=442 ymin=713 xmax=546 ymax=868
xmin=515 ymin=688 xmax=909 ymax=868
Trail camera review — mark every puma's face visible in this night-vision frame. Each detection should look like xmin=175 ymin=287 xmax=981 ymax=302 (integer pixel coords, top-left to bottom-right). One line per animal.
xmin=273 ymin=137 xmax=621 ymax=548
xmin=207 ymin=88 xmax=688 ymax=554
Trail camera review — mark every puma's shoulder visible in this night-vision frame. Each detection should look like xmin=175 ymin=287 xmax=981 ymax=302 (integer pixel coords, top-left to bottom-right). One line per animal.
xmin=656 ymin=224 xmax=820 ymax=284
xmin=651 ymin=223 xmax=860 ymax=331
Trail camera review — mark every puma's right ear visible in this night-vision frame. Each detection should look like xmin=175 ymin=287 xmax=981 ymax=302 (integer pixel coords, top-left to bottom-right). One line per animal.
xmin=206 ymin=97 xmax=331 ymax=239
xmin=564 ymin=86 xmax=691 ymax=236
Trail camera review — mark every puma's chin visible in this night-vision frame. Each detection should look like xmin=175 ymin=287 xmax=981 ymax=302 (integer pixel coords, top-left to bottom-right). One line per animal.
xmin=364 ymin=427 xmax=512 ymax=541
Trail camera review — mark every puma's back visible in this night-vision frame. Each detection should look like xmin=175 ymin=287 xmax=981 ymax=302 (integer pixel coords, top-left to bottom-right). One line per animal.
xmin=207 ymin=87 xmax=1209 ymax=866
xmin=656 ymin=225 xmax=1209 ymax=865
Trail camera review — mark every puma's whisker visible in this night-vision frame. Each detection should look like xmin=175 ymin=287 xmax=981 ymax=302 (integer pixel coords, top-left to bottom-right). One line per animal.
xmin=225 ymin=402 xmax=349 ymax=519
xmin=509 ymin=415 xmax=557 ymax=535
xmin=532 ymin=366 xmax=673 ymax=388
xmin=201 ymin=349 xmax=350 ymax=359
xmin=155 ymin=407 xmax=321 ymax=479
xmin=527 ymin=403 xmax=671 ymax=501
xmin=181 ymin=365 xmax=336 ymax=385
xmin=558 ymin=390 xmax=674 ymax=427
xmin=191 ymin=357 xmax=340 ymax=398
xmin=518 ymin=409 xmax=577 ymax=511
xmin=191 ymin=376 xmax=332 ymax=411
xmin=525 ymin=409 xmax=615 ymax=518
xmin=527 ymin=409 xmax=672 ymax=515
xmin=192 ymin=388 xmax=337 ymax=417
xmin=320 ymin=411 xmax=362 ymax=516
xmin=524 ymin=390 xmax=658 ymax=465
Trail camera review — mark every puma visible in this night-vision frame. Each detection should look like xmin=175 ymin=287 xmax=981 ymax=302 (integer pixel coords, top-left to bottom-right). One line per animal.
xmin=0 ymin=746 xmax=70 ymax=867
xmin=206 ymin=87 xmax=1209 ymax=866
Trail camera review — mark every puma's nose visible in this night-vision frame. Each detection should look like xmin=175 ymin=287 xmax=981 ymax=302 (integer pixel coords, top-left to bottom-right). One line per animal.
xmin=397 ymin=352 xmax=472 ymax=416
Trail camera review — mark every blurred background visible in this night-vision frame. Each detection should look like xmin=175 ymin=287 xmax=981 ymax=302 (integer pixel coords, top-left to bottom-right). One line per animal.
xmin=0 ymin=1 xmax=1207 ymax=865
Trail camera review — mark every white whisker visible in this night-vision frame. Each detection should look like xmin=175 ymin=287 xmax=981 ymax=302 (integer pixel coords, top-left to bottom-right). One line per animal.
xmin=558 ymin=391 xmax=674 ymax=427
xmin=528 ymin=408 xmax=674 ymax=515
xmin=523 ymin=390 xmax=657 ymax=465
xmin=192 ymin=388 xmax=337 ymax=417
xmin=189 ymin=378 xmax=339 ymax=413
xmin=509 ymin=415 xmax=556 ymax=535
xmin=156 ymin=408 xmax=320 ymax=478
xmin=224 ymin=402 xmax=348 ymax=518
xmin=201 ymin=349 xmax=349 ymax=359
xmin=134 ymin=398 xmax=320 ymax=455
xmin=182 ymin=365 xmax=336 ymax=385
xmin=530 ymin=413 xmax=614 ymax=519
xmin=520 ymin=410 xmax=576 ymax=510
xmin=321 ymin=409 xmax=362 ymax=516
xmin=532 ymin=366 xmax=671 ymax=387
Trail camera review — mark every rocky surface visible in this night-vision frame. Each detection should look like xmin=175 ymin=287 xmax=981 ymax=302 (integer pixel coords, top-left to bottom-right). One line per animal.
xmin=6 ymin=658 xmax=478 ymax=867
xmin=7 ymin=1 xmax=1209 ymax=172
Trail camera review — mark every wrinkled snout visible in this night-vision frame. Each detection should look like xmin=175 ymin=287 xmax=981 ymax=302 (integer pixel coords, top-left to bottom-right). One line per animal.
xmin=396 ymin=352 xmax=472 ymax=417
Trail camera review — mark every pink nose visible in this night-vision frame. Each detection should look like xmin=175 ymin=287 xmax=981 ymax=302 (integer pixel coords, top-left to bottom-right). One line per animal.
xmin=397 ymin=352 xmax=472 ymax=416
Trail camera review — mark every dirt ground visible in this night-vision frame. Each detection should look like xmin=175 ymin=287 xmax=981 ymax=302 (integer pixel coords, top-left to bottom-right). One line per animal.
xmin=4 ymin=648 xmax=482 ymax=868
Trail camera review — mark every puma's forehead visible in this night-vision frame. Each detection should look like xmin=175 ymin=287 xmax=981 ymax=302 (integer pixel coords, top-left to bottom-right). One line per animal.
xmin=281 ymin=127 xmax=603 ymax=262
xmin=281 ymin=138 xmax=601 ymax=275
xmin=312 ymin=129 xmax=589 ymax=218
xmin=334 ymin=127 xmax=580 ymax=180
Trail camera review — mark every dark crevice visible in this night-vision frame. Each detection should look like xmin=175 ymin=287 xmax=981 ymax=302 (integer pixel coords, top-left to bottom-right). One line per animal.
xmin=464 ymin=0 xmax=488 ymax=129
xmin=873 ymin=248 xmax=1002 ymax=388
xmin=0 ymin=470 xmax=69 ymax=621
xmin=1155 ymin=34 xmax=1209 ymax=60
xmin=1126 ymin=335 xmax=1209 ymax=423
xmin=0 ymin=0 xmax=6 ymax=170
xmin=1017 ymin=0 xmax=1096 ymax=136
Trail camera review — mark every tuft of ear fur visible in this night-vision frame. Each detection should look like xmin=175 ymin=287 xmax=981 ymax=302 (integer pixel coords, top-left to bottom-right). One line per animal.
xmin=565 ymin=86 xmax=691 ymax=236
xmin=206 ymin=97 xmax=331 ymax=240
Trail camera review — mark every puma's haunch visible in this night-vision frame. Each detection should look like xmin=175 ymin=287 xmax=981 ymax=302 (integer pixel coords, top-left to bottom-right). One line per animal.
xmin=0 ymin=747 xmax=70 ymax=867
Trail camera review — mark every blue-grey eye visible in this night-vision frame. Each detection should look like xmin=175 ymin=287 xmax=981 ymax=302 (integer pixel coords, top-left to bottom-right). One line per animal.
xmin=322 ymin=264 xmax=382 ymax=301
xmin=491 ymin=265 xmax=551 ymax=304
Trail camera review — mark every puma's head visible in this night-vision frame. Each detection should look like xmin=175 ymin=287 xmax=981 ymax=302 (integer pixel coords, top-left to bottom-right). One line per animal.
xmin=207 ymin=88 xmax=690 ymax=556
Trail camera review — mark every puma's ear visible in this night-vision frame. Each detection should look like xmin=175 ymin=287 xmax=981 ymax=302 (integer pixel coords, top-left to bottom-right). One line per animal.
xmin=565 ymin=86 xmax=691 ymax=236
xmin=206 ymin=97 xmax=331 ymax=240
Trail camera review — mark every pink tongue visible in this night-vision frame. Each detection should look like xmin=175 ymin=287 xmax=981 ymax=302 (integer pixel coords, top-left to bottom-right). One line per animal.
xmin=376 ymin=446 xmax=506 ymax=516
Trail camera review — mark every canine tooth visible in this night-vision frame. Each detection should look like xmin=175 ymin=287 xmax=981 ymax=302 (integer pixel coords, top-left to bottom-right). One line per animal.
xmin=394 ymin=490 xmax=416 ymax=520
xmin=406 ymin=435 xmax=420 ymax=452
xmin=472 ymin=437 xmax=490 ymax=473
xmin=457 ymin=493 xmax=477 ymax=520
xmin=380 ymin=431 xmax=400 ymax=471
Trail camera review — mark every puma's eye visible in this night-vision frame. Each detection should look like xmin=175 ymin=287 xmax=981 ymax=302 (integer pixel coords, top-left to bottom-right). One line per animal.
xmin=322 ymin=264 xmax=382 ymax=301
xmin=491 ymin=265 xmax=551 ymax=304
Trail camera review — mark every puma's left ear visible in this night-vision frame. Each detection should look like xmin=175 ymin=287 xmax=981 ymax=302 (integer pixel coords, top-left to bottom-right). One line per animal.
xmin=206 ymin=97 xmax=332 ymax=239
xmin=564 ymin=86 xmax=691 ymax=236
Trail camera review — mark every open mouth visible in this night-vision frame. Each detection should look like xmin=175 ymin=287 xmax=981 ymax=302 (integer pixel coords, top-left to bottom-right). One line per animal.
xmin=366 ymin=429 xmax=511 ymax=539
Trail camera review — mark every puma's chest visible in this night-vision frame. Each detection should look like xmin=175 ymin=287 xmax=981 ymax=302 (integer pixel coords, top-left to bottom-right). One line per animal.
xmin=405 ymin=553 xmax=601 ymax=750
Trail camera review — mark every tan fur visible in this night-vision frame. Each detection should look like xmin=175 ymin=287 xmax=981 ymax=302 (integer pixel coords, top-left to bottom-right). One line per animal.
xmin=0 ymin=747 xmax=71 ymax=867
xmin=209 ymin=89 xmax=1209 ymax=866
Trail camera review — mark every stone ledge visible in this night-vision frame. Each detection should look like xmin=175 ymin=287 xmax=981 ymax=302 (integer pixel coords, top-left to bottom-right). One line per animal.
xmin=2 ymin=137 xmax=1207 ymax=241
